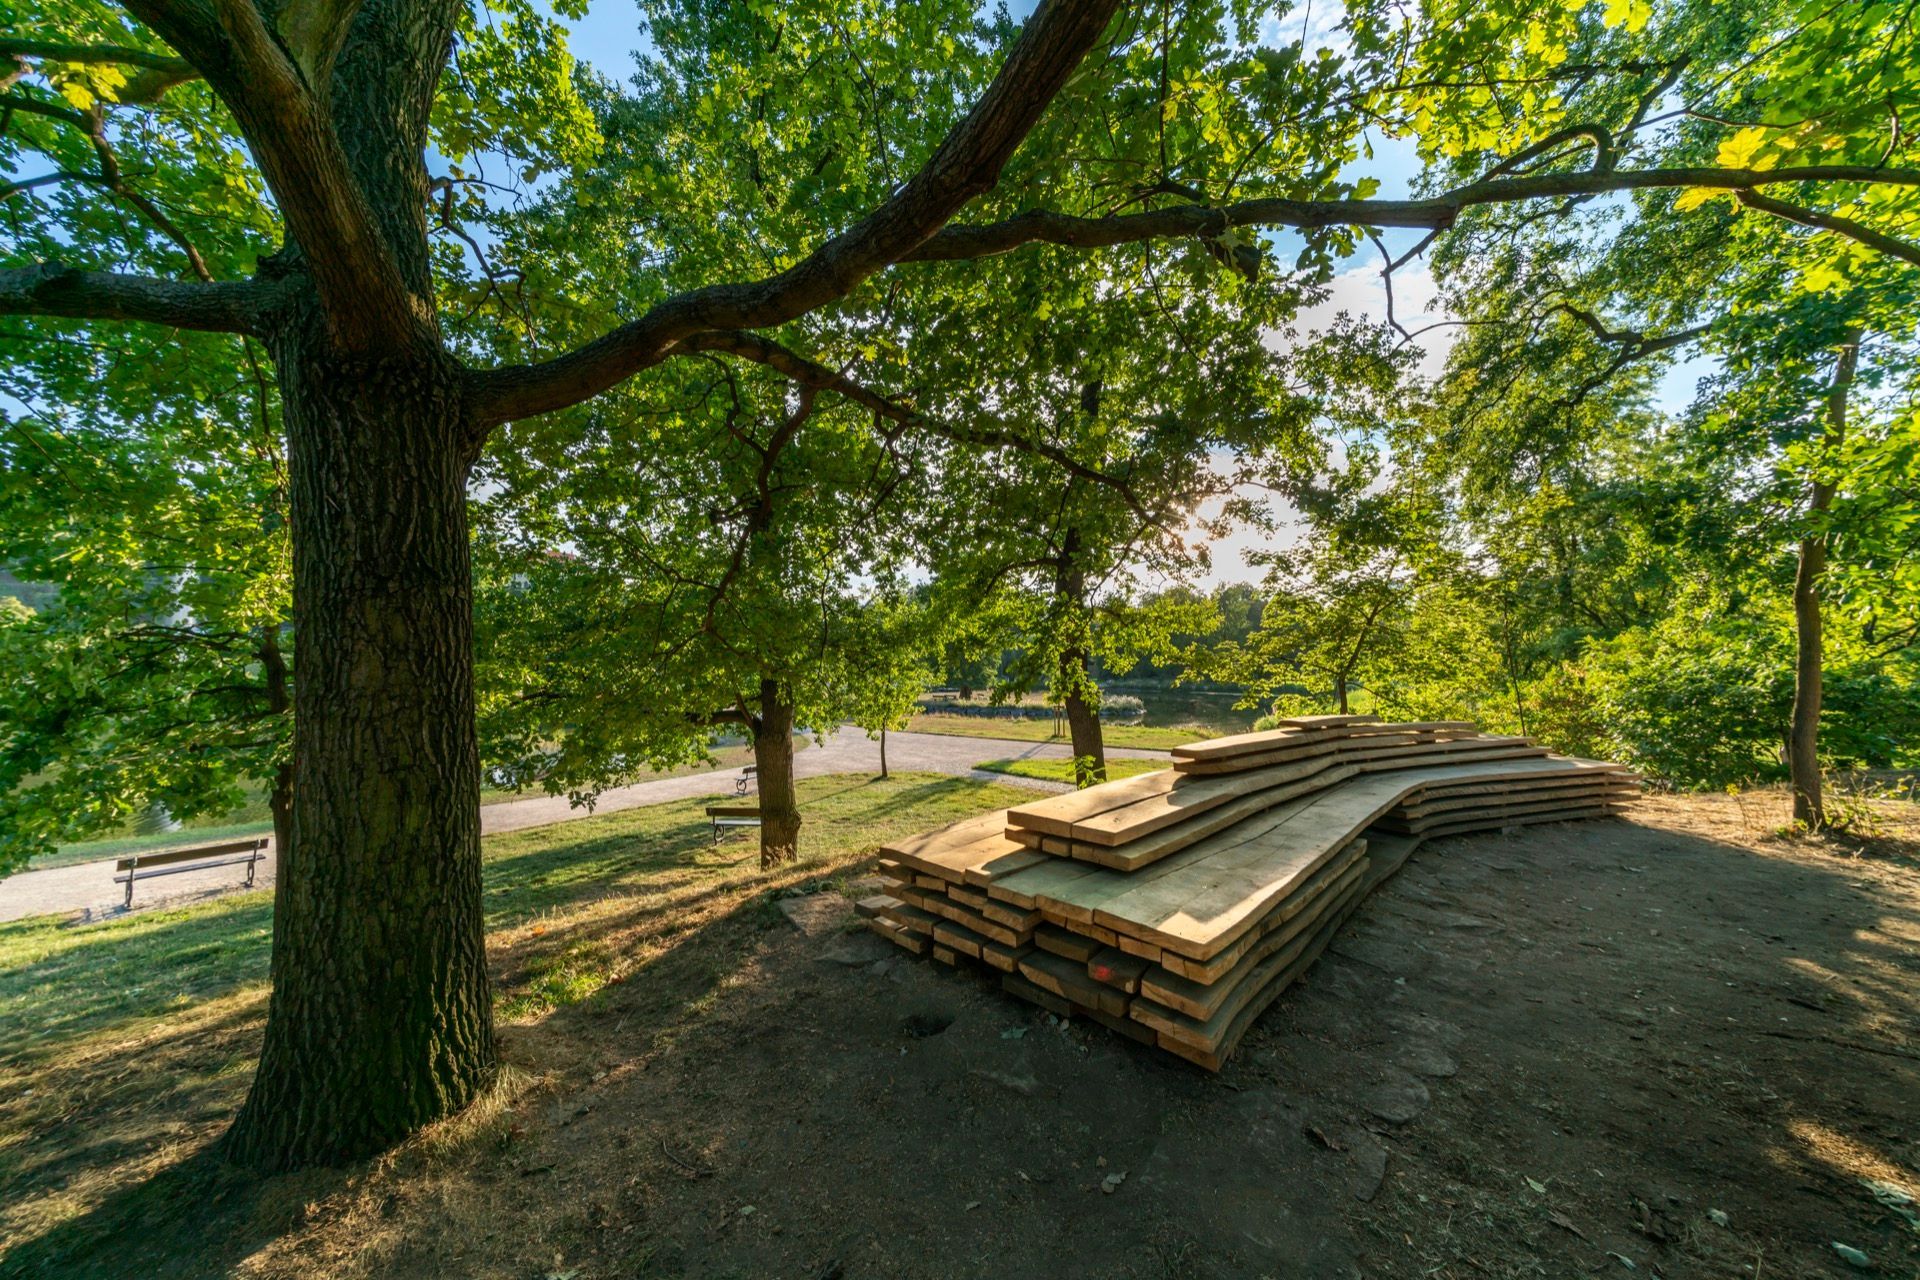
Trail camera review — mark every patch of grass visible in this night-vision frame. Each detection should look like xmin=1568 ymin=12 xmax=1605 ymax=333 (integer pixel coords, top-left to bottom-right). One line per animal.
xmin=907 ymin=712 xmax=1196 ymax=750
xmin=0 ymin=771 xmax=1030 ymax=1264
xmin=975 ymin=756 xmax=1167 ymax=784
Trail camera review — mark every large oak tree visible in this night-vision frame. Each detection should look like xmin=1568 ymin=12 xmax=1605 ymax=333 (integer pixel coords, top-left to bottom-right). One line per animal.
xmin=5 ymin=0 xmax=1918 ymax=1170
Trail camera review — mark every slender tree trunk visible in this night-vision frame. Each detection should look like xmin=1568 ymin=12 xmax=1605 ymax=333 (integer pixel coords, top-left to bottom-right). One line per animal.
xmin=1054 ymin=528 xmax=1105 ymax=786
xmin=755 ymin=678 xmax=801 ymax=867
xmin=1789 ymin=329 xmax=1861 ymax=830
xmin=1063 ymin=680 xmax=1106 ymax=786
xmin=1335 ymin=673 xmax=1350 ymax=716
xmin=223 ymin=331 xmax=493 ymax=1170
xmin=879 ymin=725 xmax=888 ymax=780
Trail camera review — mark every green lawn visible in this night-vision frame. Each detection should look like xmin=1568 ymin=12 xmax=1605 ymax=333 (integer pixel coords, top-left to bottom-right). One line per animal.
xmin=0 ymin=771 xmax=1027 ymax=1266
xmin=975 ymin=756 xmax=1167 ymax=784
xmin=907 ymin=711 xmax=1197 ymax=750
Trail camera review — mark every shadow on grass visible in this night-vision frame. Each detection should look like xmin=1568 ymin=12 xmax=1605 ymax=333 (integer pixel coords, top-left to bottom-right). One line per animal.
xmin=0 ymin=897 xmax=274 ymax=1065
xmin=0 ymin=774 xmax=1031 ymax=1274
xmin=0 ymin=848 xmax=809 ymax=1280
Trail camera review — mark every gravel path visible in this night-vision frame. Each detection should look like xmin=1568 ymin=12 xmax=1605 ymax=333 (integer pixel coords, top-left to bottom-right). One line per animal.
xmin=0 ymin=727 xmax=1168 ymax=923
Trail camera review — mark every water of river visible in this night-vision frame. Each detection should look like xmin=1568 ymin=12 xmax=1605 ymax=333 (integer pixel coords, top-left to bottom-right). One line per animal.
xmin=1113 ymin=687 xmax=1262 ymax=735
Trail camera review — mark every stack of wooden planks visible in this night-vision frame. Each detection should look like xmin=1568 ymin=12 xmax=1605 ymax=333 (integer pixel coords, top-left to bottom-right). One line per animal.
xmin=859 ymin=716 xmax=1635 ymax=1070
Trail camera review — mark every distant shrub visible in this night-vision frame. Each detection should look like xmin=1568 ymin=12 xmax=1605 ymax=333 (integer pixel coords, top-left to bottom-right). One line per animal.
xmin=1100 ymin=694 xmax=1145 ymax=719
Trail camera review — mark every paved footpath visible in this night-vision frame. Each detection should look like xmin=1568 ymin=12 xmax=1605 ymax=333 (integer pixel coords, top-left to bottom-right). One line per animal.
xmin=0 ymin=727 xmax=1169 ymax=923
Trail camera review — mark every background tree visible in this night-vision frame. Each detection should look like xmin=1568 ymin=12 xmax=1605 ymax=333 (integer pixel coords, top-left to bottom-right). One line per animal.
xmin=0 ymin=325 xmax=292 ymax=863
xmin=475 ymin=363 xmax=944 ymax=866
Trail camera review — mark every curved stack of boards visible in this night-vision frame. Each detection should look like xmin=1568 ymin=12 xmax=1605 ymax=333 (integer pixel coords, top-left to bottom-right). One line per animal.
xmin=860 ymin=715 xmax=1636 ymax=1070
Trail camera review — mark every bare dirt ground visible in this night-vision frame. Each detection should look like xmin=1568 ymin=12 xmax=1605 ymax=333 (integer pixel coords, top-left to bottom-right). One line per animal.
xmin=18 ymin=789 xmax=1920 ymax=1280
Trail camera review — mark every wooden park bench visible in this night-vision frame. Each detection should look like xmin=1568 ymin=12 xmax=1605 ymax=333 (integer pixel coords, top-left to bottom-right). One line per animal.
xmin=705 ymin=804 xmax=762 ymax=846
xmin=733 ymin=765 xmax=758 ymax=797
xmin=113 ymin=837 xmax=268 ymax=909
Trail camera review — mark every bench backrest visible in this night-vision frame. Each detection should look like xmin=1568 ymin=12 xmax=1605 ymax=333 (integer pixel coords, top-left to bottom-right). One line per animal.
xmin=704 ymin=805 xmax=763 ymax=818
xmin=116 ymin=838 xmax=268 ymax=872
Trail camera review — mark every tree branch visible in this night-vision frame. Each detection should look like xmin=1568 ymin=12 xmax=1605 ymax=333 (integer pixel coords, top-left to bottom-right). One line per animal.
xmin=0 ymin=262 xmax=281 ymax=332
xmin=902 ymin=165 xmax=1920 ymax=261
xmin=467 ymin=0 xmax=1126 ymax=425
xmin=1735 ymin=188 xmax=1920 ymax=267
xmin=116 ymin=0 xmax=426 ymax=352
xmin=673 ymin=330 xmax=1159 ymax=527
xmin=0 ymin=38 xmax=196 ymax=75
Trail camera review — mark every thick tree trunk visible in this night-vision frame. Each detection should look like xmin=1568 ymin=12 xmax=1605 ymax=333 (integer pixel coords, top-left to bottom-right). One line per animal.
xmin=1789 ymin=330 xmax=1861 ymax=830
xmin=223 ymin=331 xmax=493 ymax=1170
xmin=755 ymin=678 xmax=801 ymax=867
xmin=1334 ymin=673 xmax=1350 ymax=716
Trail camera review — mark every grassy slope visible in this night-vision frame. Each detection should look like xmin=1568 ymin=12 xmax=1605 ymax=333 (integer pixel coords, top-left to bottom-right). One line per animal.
xmin=906 ymin=712 xmax=1197 ymax=750
xmin=0 ymin=771 xmax=1028 ymax=1264
xmin=974 ymin=756 xmax=1166 ymax=784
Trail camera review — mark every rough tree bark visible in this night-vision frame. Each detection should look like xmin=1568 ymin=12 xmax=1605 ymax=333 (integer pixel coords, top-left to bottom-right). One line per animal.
xmin=259 ymin=625 xmax=295 ymax=862
xmin=754 ymin=678 xmax=802 ymax=867
xmin=222 ymin=321 xmax=493 ymax=1169
xmin=1788 ymin=329 xmax=1861 ymax=831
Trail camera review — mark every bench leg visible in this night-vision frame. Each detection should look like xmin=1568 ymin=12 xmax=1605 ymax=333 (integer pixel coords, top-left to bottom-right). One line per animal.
xmin=125 ymin=869 xmax=135 ymax=910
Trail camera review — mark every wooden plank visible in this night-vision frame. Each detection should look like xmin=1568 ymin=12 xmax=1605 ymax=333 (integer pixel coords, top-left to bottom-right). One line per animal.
xmin=1156 ymin=889 xmax=1365 ymax=1072
xmin=854 ymin=894 xmax=899 ymax=919
xmin=1062 ymin=754 xmax=1349 ymax=849
xmin=932 ymin=917 xmax=990 ymax=959
xmin=1168 ymin=718 xmax=1374 ymax=762
xmin=1412 ymin=804 xmax=1623 ymax=840
xmin=1001 ymin=970 xmax=1075 ymax=1018
xmin=882 ymin=807 xmax=1010 ymax=860
xmin=1397 ymin=783 xmax=1638 ymax=815
xmin=1087 ymin=947 xmax=1154 ymax=994
xmin=1137 ymin=854 xmax=1368 ymax=1020
xmin=1038 ymin=764 xmax=1360 ymax=870
xmin=1153 ymin=839 xmax=1368 ymax=984
xmin=1384 ymin=789 xmax=1637 ymax=830
xmin=1032 ymin=922 xmax=1102 ymax=963
xmin=868 ymin=917 xmax=927 ymax=954
xmin=932 ymin=944 xmax=961 ymax=966
xmin=1171 ymin=734 xmax=1416 ymax=775
xmin=1136 ymin=872 xmax=1367 ymax=1061
xmin=960 ymin=845 xmax=1048 ymax=887
xmin=878 ymin=900 xmax=939 ymax=936
xmin=1080 ymin=774 xmax=1415 ymax=959
xmin=978 ymin=937 xmax=1031 ymax=973
xmin=1003 ymin=768 xmax=1183 ymax=837
xmin=980 ymin=898 xmax=1043 ymax=931
xmin=1017 ymin=948 xmax=1129 ymax=1017
xmin=895 ymin=884 xmax=1031 ymax=947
